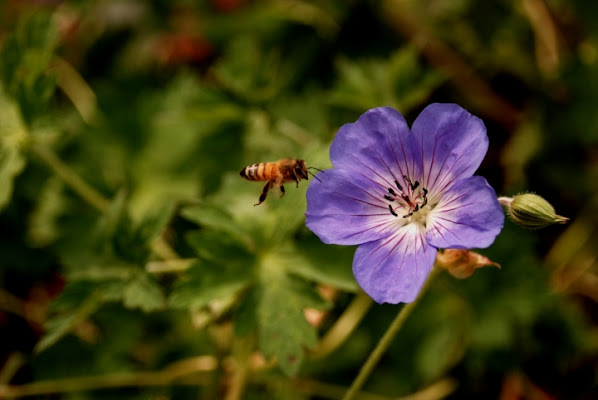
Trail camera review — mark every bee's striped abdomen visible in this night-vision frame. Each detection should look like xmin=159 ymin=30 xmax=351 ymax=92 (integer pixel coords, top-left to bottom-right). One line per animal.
xmin=240 ymin=163 xmax=258 ymax=180
xmin=240 ymin=163 xmax=274 ymax=181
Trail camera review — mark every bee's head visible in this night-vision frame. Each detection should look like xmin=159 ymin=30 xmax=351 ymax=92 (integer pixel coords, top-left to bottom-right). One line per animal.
xmin=295 ymin=159 xmax=309 ymax=180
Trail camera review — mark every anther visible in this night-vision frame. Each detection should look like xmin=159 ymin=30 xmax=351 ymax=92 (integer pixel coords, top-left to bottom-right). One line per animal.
xmin=389 ymin=204 xmax=398 ymax=217
xmin=388 ymin=188 xmax=397 ymax=197
xmin=420 ymin=187 xmax=428 ymax=208
xmin=402 ymin=175 xmax=420 ymax=191
xmin=384 ymin=195 xmax=394 ymax=202
xmin=394 ymin=180 xmax=403 ymax=191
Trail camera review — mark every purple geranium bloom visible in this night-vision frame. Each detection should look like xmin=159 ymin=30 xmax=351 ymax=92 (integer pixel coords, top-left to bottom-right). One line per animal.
xmin=305 ymin=104 xmax=504 ymax=304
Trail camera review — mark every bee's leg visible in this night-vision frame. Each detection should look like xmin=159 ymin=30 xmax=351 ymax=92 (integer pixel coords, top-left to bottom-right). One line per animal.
xmin=255 ymin=181 xmax=273 ymax=206
xmin=292 ymin=173 xmax=300 ymax=188
xmin=280 ymin=185 xmax=285 ymax=198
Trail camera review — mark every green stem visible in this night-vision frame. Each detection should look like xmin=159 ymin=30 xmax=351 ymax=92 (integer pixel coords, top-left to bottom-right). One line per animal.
xmin=0 ymin=356 xmax=216 ymax=398
xmin=224 ymin=336 xmax=254 ymax=400
xmin=342 ymin=267 xmax=440 ymax=400
xmin=311 ymin=290 xmax=373 ymax=359
xmin=30 ymin=143 xmax=110 ymax=213
xmin=0 ymin=353 xmax=25 ymax=386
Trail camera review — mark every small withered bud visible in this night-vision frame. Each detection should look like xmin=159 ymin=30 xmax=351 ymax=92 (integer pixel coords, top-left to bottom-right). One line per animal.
xmin=435 ymin=249 xmax=500 ymax=279
xmin=500 ymin=193 xmax=569 ymax=230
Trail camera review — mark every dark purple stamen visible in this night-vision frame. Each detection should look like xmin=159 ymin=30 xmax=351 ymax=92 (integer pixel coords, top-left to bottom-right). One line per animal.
xmin=384 ymin=176 xmax=428 ymax=218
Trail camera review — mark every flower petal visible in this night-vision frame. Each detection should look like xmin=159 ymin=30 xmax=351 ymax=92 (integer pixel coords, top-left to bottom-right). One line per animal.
xmin=330 ymin=107 xmax=421 ymax=189
xmin=425 ymin=176 xmax=504 ymax=249
xmin=412 ymin=103 xmax=488 ymax=199
xmin=306 ymin=168 xmax=401 ymax=245
xmin=352 ymin=223 xmax=437 ymax=304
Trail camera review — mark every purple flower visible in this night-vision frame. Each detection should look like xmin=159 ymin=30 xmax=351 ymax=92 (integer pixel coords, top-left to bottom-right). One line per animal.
xmin=306 ymin=104 xmax=504 ymax=304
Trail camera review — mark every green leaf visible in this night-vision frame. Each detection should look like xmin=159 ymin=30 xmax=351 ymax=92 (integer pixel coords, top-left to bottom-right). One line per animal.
xmin=186 ymin=229 xmax=254 ymax=265
xmin=122 ymin=273 xmax=166 ymax=312
xmin=255 ymin=271 xmax=329 ymax=376
xmin=0 ymin=86 xmax=28 ymax=211
xmin=48 ymin=280 xmax=98 ymax=312
xmin=88 ymin=189 xmax=166 ymax=265
xmin=233 ymin=284 xmax=260 ymax=337
xmin=181 ymin=204 xmax=252 ymax=246
xmin=201 ymin=173 xmax=310 ymax=250
xmin=212 ymin=36 xmax=290 ymax=102
xmin=290 ymin=232 xmax=358 ymax=292
xmin=35 ymin=302 xmax=98 ymax=354
xmin=37 ymin=273 xmax=148 ymax=353
xmin=93 ymin=188 xmax=128 ymax=245
xmin=328 ymin=46 xmax=444 ymax=113
xmin=36 ymin=282 xmax=104 ymax=353
xmin=0 ymin=11 xmax=58 ymax=123
xmin=26 ymin=176 xmax=65 ymax=246
xmin=169 ymin=261 xmax=253 ymax=310
xmin=129 ymin=72 xmax=245 ymax=214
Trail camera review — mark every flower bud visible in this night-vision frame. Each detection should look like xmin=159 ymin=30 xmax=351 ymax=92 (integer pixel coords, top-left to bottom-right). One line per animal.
xmin=435 ymin=249 xmax=500 ymax=279
xmin=504 ymin=193 xmax=568 ymax=229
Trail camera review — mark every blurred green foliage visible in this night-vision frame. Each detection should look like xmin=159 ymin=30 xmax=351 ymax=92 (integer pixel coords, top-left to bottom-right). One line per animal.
xmin=1 ymin=1 xmax=597 ymax=399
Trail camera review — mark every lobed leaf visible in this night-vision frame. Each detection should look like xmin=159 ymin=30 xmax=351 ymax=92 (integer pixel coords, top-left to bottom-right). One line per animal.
xmin=255 ymin=271 xmax=329 ymax=376
xmin=169 ymin=261 xmax=253 ymax=310
xmin=0 ymin=87 xmax=27 ymax=211
xmin=0 ymin=11 xmax=58 ymax=124
xmin=122 ymin=273 xmax=166 ymax=312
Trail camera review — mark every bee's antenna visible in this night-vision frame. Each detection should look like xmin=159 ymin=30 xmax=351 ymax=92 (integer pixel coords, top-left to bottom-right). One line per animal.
xmin=307 ymin=167 xmax=324 ymax=182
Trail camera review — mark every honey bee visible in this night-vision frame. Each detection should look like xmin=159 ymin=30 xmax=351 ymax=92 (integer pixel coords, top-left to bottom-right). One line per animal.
xmin=240 ymin=158 xmax=322 ymax=206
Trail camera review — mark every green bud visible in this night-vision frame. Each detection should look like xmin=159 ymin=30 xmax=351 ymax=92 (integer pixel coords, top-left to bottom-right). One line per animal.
xmin=504 ymin=193 xmax=569 ymax=229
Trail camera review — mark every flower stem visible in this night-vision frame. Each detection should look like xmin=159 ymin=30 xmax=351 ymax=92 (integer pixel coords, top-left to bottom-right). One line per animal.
xmin=224 ymin=336 xmax=254 ymax=400
xmin=0 ymin=356 xmax=216 ymax=398
xmin=30 ymin=143 xmax=110 ymax=213
xmin=311 ymin=290 xmax=373 ymax=359
xmin=341 ymin=267 xmax=440 ymax=400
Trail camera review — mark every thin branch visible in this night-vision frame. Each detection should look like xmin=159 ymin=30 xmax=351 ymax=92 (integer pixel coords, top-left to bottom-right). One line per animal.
xmin=30 ymin=143 xmax=110 ymax=213
xmin=310 ymin=290 xmax=373 ymax=359
xmin=50 ymin=56 xmax=100 ymax=125
xmin=149 ymin=236 xmax=182 ymax=261
xmin=292 ymin=377 xmax=457 ymax=400
xmin=0 ymin=354 xmax=26 ymax=386
xmin=146 ymin=258 xmax=196 ymax=274
xmin=224 ymin=337 xmax=254 ymax=400
xmin=0 ymin=356 xmax=217 ymax=398
xmin=521 ymin=0 xmax=562 ymax=77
